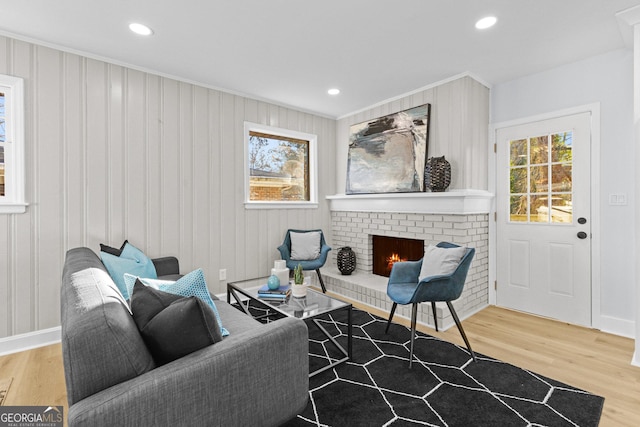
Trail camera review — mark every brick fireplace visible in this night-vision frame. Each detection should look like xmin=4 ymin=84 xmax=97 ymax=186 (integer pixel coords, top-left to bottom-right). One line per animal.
xmin=372 ymin=235 xmax=424 ymax=277
xmin=323 ymin=190 xmax=492 ymax=331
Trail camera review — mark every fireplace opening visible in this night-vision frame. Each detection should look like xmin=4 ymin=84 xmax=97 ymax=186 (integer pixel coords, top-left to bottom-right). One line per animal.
xmin=372 ymin=235 xmax=424 ymax=277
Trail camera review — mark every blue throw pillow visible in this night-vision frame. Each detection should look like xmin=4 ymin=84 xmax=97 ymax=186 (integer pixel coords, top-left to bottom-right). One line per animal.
xmin=124 ymin=268 xmax=229 ymax=337
xmin=100 ymin=242 xmax=157 ymax=300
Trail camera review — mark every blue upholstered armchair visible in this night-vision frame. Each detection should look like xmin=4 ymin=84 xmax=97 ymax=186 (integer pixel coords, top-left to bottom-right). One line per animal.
xmin=277 ymin=229 xmax=331 ymax=293
xmin=386 ymin=241 xmax=476 ymax=367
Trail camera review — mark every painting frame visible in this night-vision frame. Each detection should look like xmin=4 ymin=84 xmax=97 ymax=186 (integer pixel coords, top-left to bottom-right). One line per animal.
xmin=346 ymin=103 xmax=431 ymax=194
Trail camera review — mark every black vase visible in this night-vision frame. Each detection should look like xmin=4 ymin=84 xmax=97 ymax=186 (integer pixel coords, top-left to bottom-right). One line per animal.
xmin=337 ymin=247 xmax=356 ymax=275
xmin=425 ymin=156 xmax=451 ymax=192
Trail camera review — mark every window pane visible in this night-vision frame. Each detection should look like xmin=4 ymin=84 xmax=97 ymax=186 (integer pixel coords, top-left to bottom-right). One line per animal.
xmin=551 ymin=163 xmax=572 ymax=192
xmin=551 ymin=131 xmax=572 ymax=162
xmin=510 ymin=195 xmax=528 ymax=222
xmin=530 ymin=135 xmax=548 ymax=164
xmin=551 ymin=194 xmax=572 ymax=223
xmin=529 ymin=165 xmax=548 ymax=193
xmin=248 ymin=131 xmax=309 ymax=202
xmin=530 ymin=194 xmax=548 ymax=223
xmin=510 ymin=139 xmax=527 ymax=166
xmin=507 ymin=130 xmax=573 ymax=225
xmin=510 ymin=167 xmax=527 ymax=193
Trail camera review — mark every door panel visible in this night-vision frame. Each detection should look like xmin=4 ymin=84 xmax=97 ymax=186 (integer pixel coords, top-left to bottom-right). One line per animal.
xmin=508 ymin=240 xmax=529 ymax=288
xmin=549 ymin=243 xmax=573 ymax=296
xmin=496 ymin=112 xmax=591 ymax=327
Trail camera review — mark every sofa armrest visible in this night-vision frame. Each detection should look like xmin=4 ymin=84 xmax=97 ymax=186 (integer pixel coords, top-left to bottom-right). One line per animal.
xmin=68 ymin=317 xmax=309 ymax=427
xmin=152 ymin=256 xmax=180 ymax=277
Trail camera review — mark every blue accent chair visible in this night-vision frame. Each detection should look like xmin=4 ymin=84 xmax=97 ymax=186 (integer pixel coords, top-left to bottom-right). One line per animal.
xmin=277 ymin=229 xmax=331 ymax=293
xmin=385 ymin=242 xmax=476 ymax=367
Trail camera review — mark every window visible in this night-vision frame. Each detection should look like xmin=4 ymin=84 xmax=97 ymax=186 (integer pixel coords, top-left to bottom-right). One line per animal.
xmin=244 ymin=122 xmax=317 ymax=209
xmin=509 ymin=131 xmax=572 ymax=223
xmin=0 ymin=74 xmax=26 ymax=213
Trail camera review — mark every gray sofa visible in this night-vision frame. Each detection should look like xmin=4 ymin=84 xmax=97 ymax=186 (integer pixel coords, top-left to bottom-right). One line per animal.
xmin=61 ymin=247 xmax=309 ymax=426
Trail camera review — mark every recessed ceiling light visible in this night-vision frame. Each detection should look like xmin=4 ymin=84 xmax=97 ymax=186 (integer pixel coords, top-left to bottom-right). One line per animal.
xmin=328 ymin=88 xmax=340 ymax=95
xmin=475 ymin=16 xmax=497 ymax=30
xmin=129 ymin=23 xmax=154 ymax=36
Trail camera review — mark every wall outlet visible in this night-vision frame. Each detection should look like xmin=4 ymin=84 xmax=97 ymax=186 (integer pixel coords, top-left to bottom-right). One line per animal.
xmin=219 ymin=269 xmax=227 ymax=281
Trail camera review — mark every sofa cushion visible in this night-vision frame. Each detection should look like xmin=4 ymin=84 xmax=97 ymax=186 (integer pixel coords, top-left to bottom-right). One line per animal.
xmin=100 ymin=242 xmax=157 ymax=300
xmin=131 ymin=281 xmax=222 ymax=365
xmin=61 ymin=248 xmax=156 ymax=405
xmin=213 ymin=300 xmax=263 ymax=334
xmin=124 ymin=268 xmax=228 ymax=336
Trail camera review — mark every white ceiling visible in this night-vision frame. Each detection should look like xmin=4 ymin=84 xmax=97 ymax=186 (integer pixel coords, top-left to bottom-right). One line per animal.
xmin=0 ymin=0 xmax=639 ymax=118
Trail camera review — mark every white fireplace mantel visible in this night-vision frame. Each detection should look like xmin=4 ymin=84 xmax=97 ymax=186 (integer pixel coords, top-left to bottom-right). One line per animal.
xmin=326 ymin=189 xmax=493 ymax=214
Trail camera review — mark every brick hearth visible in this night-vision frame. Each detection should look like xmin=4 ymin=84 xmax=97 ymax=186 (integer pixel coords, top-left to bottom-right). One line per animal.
xmin=323 ymin=192 xmax=491 ymax=331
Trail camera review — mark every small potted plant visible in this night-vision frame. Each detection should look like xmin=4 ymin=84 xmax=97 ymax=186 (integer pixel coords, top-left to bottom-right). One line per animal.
xmin=292 ymin=263 xmax=307 ymax=298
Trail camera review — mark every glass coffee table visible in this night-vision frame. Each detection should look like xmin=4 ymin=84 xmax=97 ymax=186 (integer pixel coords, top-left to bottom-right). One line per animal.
xmin=227 ymin=277 xmax=352 ymax=377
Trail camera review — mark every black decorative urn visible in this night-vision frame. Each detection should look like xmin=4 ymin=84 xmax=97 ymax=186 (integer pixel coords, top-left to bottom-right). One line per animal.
xmin=425 ymin=156 xmax=451 ymax=192
xmin=337 ymin=247 xmax=356 ymax=275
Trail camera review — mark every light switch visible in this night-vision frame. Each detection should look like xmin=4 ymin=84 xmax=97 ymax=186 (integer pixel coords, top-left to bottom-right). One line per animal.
xmin=609 ymin=193 xmax=628 ymax=206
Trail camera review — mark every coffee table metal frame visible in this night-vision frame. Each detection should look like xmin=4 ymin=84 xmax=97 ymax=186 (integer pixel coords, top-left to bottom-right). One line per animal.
xmin=227 ymin=278 xmax=352 ymax=378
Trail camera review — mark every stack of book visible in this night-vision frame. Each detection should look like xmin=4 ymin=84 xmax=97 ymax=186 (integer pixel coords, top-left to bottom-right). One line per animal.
xmin=257 ymin=284 xmax=291 ymax=301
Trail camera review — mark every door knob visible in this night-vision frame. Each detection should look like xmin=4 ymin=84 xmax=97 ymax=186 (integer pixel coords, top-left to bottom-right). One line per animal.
xmin=578 ymin=217 xmax=587 ymax=224
xmin=577 ymin=231 xmax=588 ymax=239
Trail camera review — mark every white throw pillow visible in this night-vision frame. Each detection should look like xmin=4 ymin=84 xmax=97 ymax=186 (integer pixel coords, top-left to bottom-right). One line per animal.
xmin=290 ymin=231 xmax=321 ymax=260
xmin=418 ymin=245 xmax=467 ymax=281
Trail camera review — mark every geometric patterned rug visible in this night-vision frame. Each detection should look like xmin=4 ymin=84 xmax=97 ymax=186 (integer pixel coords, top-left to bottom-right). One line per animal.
xmin=281 ymin=308 xmax=604 ymax=427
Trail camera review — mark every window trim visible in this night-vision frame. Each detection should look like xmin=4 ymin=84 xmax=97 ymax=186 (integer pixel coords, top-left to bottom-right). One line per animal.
xmin=243 ymin=122 xmax=318 ymax=209
xmin=0 ymin=74 xmax=27 ymax=214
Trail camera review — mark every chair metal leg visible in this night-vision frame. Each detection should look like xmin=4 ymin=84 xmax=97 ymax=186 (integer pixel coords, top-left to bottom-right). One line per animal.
xmin=446 ymin=301 xmax=477 ymax=362
xmin=431 ymin=301 xmax=438 ymax=331
xmin=385 ymin=303 xmax=397 ymax=334
xmin=315 ymin=269 xmax=327 ymax=293
xmin=409 ymin=303 xmax=418 ymax=368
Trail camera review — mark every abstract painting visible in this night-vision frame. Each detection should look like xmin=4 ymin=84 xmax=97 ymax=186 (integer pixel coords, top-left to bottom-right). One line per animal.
xmin=346 ymin=104 xmax=430 ymax=194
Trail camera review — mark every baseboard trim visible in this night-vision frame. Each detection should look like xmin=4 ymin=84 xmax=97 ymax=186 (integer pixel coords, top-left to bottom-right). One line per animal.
xmin=597 ymin=314 xmax=635 ymax=338
xmin=0 ymin=326 xmax=61 ymax=356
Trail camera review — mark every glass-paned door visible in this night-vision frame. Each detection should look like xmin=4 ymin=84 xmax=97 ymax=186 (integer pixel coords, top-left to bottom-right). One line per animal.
xmin=496 ymin=112 xmax=591 ymax=327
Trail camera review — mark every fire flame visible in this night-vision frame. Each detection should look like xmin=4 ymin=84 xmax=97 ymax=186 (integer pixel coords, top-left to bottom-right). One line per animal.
xmin=386 ymin=253 xmax=406 ymax=272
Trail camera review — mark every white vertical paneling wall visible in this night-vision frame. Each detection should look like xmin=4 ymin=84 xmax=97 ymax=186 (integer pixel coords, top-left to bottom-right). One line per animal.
xmin=335 ymin=76 xmax=489 ymax=194
xmin=0 ymin=36 xmax=336 ymax=339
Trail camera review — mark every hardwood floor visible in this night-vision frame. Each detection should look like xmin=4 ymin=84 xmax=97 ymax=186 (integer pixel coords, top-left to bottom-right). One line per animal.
xmin=1 ymin=303 xmax=639 ymax=426
xmin=0 ymin=342 xmax=67 ymax=408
